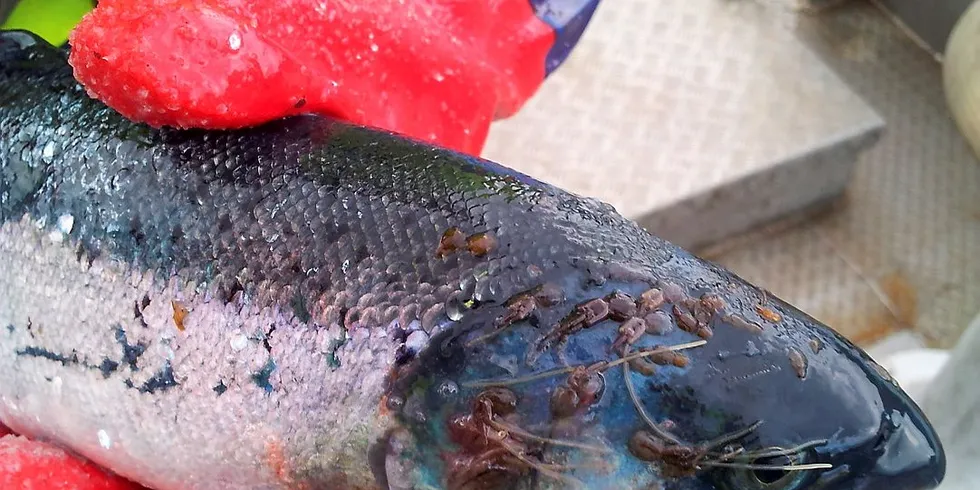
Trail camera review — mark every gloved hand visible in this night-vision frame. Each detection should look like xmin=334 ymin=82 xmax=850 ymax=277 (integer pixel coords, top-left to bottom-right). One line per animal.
xmin=67 ymin=0 xmax=599 ymax=155
xmin=0 ymin=423 xmax=146 ymax=489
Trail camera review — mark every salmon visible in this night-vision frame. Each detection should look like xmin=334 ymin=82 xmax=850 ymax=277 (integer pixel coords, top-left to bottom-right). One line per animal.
xmin=0 ymin=30 xmax=945 ymax=490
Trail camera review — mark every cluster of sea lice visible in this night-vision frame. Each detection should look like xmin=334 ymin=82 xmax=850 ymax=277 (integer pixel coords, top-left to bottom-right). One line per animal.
xmin=455 ymin=282 xmax=831 ymax=482
xmin=446 ymin=387 xmax=612 ymax=490
xmin=627 ymin=419 xmax=833 ymax=477
xmin=454 ymin=343 xmax=704 ymax=486
xmin=549 ymin=367 xmax=605 ymax=419
xmin=529 ymin=284 xmax=724 ymax=357
xmin=466 ymin=283 xmax=564 ymax=347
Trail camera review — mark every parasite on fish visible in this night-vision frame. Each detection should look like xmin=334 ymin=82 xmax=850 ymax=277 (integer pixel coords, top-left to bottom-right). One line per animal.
xmin=0 ymin=31 xmax=945 ymax=490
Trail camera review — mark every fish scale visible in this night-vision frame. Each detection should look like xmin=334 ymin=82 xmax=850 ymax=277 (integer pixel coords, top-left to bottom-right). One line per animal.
xmin=0 ymin=31 xmax=945 ymax=490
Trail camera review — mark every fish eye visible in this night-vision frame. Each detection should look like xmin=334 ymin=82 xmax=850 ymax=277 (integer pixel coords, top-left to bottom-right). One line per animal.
xmin=715 ymin=448 xmax=820 ymax=490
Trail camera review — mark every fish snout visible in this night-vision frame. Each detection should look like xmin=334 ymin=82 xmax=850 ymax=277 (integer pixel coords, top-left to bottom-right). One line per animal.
xmin=819 ymin=383 xmax=946 ymax=490
xmin=853 ymin=407 xmax=945 ymax=490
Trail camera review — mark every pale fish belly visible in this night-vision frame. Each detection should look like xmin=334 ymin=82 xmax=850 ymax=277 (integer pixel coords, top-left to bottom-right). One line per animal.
xmin=0 ymin=215 xmax=397 ymax=490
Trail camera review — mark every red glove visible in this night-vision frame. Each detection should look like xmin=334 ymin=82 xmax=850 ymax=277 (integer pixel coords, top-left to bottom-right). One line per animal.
xmin=68 ymin=0 xmax=584 ymax=155
xmin=0 ymin=433 xmax=145 ymax=490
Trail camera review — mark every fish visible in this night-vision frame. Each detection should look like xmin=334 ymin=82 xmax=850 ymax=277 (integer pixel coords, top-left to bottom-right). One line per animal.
xmin=0 ymin=30 xmax=945 ymax=490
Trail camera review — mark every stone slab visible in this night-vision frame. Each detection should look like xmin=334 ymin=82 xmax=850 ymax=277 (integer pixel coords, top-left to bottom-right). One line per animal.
xmin=481 ymin=0 xmax=884 ymax=249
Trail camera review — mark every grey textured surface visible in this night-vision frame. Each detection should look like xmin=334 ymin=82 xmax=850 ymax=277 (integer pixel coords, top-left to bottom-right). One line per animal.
xmin=704 ymin=0 xmax=980 ymax=348
xmin=482 ymin=0 xmax=884 ymax=249
xmin=876 ymin=0 xmax=974 ymax=54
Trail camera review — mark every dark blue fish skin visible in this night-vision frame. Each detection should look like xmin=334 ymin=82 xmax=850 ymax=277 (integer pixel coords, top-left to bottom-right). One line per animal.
xmin=0 ymin=31 xmax=944 ymax=490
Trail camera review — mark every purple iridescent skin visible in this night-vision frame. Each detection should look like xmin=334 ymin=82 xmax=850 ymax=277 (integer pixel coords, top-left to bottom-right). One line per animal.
xmin=0 ymin=31 xmax=944 ymax=490
xmin=531 ymin=0 xmax=602 ymax=75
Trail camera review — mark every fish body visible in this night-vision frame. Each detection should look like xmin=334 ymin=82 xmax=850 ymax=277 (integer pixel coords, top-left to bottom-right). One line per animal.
xmin=0 ymin=31 xmax=945 ymax=490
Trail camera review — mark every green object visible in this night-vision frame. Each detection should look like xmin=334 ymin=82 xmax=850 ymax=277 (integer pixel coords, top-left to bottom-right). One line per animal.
xmin=1 ymin=0 xmax=93 ymax=46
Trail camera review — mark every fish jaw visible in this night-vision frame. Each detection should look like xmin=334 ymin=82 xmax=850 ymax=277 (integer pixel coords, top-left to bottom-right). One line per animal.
xmin=381 ymin=265 xmax=946 ymax=490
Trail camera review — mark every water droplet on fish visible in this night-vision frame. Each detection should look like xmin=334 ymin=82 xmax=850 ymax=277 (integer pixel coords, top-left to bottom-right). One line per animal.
xmin=386 ymin=395 xmax=405 ymax=412
xmin=436 ymin=381 xmax=459 ymax=401
xmin=41 ymin=141 xmax=56 ymax=163
xmin=445 ymin=294 xmax=467 ymax=321
xmin=745 ymin=341 xmax=760 ymax=357
xmin=474 ymin=279 xmax=494 ymax=303
xmin=98 ymin=429 xmax=111 ymax=449
xmin=459 ymin=276 xmax=476 ymax=299
xmin=405 ymin=330 xmax=428 ymax=354
xmin=717 ymin=350 xmax=731 ymax=360
xmin=404 ymin=393 xmax=427 ymax=423
xmin=433 ymin=72 xmax=445 ymax=82
xmin=230 ymin=332 xmax=248 ymax=351
xmin=57 ymin=214 xmax=74 ymax=234
xmin=228 ymin=31 xmax=242 ymax=51
xmin=526 ymin=265 xmax=542 ymax=279
xmin=404 ymin=319 xmax=422 ymax=333
xmin=370 ymin=43 xmax=379 ymax=52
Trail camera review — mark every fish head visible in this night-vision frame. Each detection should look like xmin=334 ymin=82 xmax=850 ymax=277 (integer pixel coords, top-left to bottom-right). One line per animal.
xmin=614 ymin=275 xmax=948 ymax=490
xmin=380 ymin=266 xmax=944 ymax=490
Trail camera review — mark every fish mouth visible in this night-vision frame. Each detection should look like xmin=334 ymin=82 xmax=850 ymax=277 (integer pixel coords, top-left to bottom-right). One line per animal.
xmin=816 ymin=386 xmax=946 ymax=490
xmin=729 ymin=409 xmax=946 ymax=490
xmin=866 ymin=409 xmax=946 ymax=490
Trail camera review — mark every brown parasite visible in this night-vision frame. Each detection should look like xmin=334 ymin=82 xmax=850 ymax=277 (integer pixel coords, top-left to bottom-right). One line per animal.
xmin=436 ymin=227 xmax=497 ymax=259
xmin=535 ymin=290 xmax=644 ymax=354
xmin=465 ymin=283 xmax=564 ymax=347
xmin=627 ymin=429 xmax=832 ymax=477
xmin=463 ymin=340 xmax=707 ymax=390
xmin=446 ymin=387 xmax=613 ymax=490
xmin=455 ymin=341 xmax=713 ymax=488
xmin=462 ymin=332 xmax=831 ymax=483
xmin=620 ymin=343 xmax=832 ymax=477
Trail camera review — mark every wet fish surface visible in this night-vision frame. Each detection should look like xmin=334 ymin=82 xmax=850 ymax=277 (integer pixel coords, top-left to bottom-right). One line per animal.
xmin=0 ymin=31 xmax=945 ymax=490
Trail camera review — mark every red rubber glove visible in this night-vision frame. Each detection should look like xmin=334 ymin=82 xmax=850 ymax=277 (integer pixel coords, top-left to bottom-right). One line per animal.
xmin=68 ymin=0 xmax=556 ymax=155
xmin=0 ymin=434 xmax=145 ymax=490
